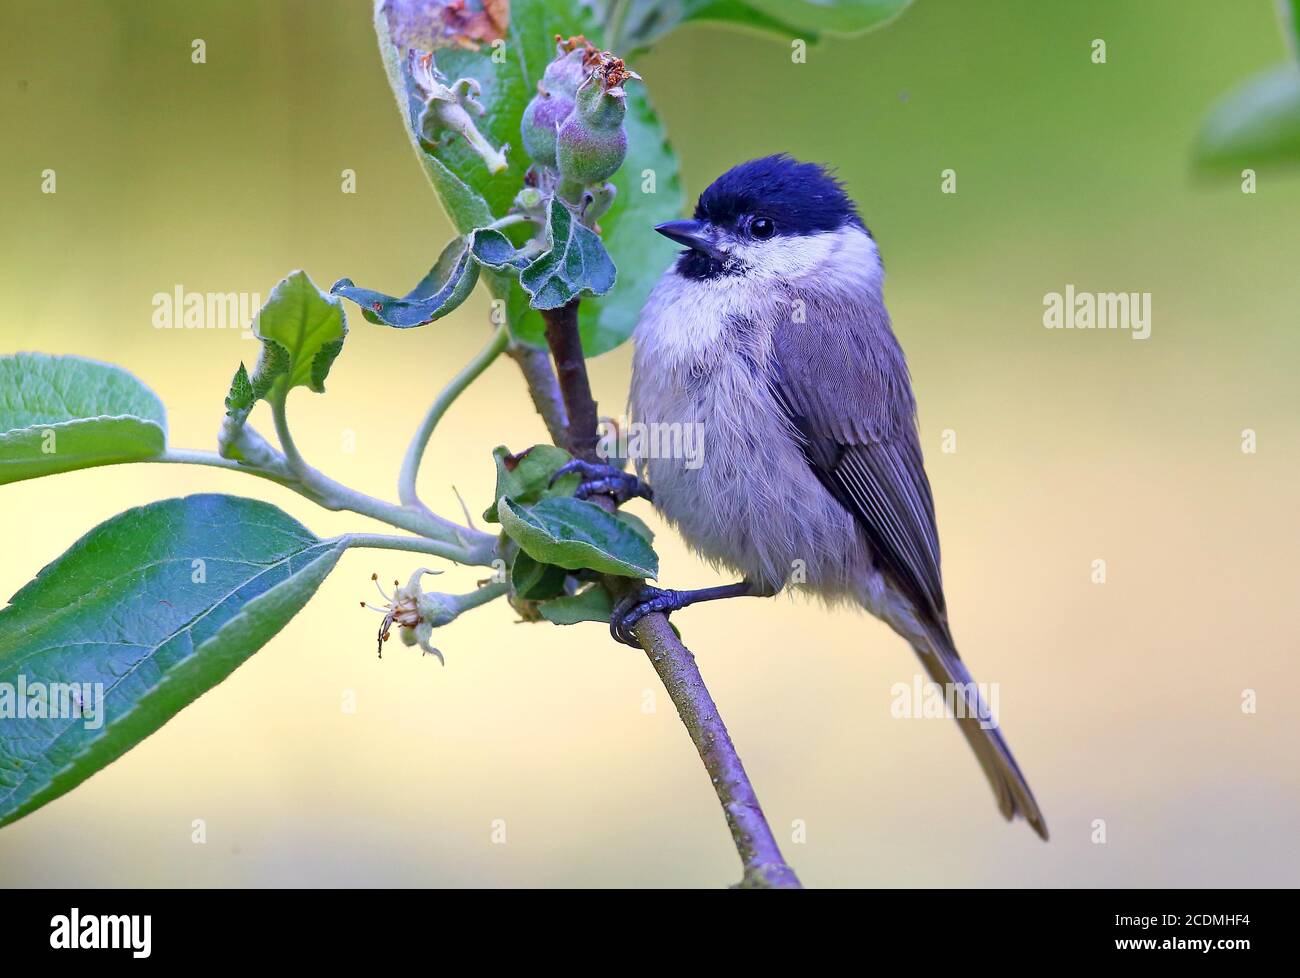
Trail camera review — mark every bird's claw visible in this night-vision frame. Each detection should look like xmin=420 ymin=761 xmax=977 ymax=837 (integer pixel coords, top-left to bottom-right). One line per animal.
xmin=610 ymin=586 xmax=683 ymax=648
xmin=550 ymin=459 xmax=653 ymax=504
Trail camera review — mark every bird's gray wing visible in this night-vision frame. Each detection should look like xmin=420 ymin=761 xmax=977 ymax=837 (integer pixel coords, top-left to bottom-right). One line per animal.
xmin=768 ymin=302 xmax=1049 ymax=839
xmin=766 ymin=300 xmax=948 ymax=633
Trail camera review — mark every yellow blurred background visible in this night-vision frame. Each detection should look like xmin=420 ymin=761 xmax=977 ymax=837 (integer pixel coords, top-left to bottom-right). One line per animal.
xmin=1 ymin=0 xmax=1297 ymax=887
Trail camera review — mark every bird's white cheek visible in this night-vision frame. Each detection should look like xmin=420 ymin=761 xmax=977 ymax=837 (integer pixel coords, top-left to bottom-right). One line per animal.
xmin=735 ymin=228 xmax=878 ymax=284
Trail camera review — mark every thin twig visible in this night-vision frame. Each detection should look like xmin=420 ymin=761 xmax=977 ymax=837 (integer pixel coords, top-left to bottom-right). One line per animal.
xmin=537 ymin=301 xmax=802 ymax=889
xmin=269 ymin=391 xmax=488 ymax=551
xmin=400 ymin=326 xmax=508 ymax=508
xmin=151 ymin=448 xmax=498 ymax=565
xmin=341 ymin=531 xmax=486 ymax=564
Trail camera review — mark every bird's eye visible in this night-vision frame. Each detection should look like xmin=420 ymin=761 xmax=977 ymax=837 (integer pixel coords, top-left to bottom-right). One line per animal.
xmin=750 ymin=217 xmax=776 ymax=240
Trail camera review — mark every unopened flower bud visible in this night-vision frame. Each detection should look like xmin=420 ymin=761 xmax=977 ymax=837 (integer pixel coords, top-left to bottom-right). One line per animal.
xmin=520 ymin=36 xmax=599 ymax=170
xmin=520 ymin=90 xmax=573 ymax=169
xmin=544 ymin=35 xmax=599 ymax=96
xmin=556 ymin=53 xmax=638 ymax=190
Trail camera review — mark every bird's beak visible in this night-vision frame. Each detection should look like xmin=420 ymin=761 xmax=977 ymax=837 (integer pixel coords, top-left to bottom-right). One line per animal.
xmin=655 ymin=219 xmax=723 ymax=260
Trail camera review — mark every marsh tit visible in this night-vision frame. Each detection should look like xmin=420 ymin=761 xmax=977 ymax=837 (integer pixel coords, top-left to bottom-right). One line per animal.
xmin=561 ymin=155 xmax=1046 ymax=838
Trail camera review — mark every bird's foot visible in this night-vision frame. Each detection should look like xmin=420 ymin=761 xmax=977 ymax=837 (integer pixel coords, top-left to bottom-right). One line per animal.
xmin=610 ymin=580 xmax=770 ymax=647
xmin=610 ymin=586 xmax=686 ymax=647
xmin=551 ymin=459 xmax=652 ymax=505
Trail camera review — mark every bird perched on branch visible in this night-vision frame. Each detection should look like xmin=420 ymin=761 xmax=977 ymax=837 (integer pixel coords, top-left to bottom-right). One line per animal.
xmin=559 ymin=154 xmax=1047 ymax=839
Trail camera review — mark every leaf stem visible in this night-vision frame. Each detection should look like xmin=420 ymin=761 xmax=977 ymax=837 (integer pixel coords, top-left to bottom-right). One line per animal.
xmin=159 ymin=447 xmax=300 ymax=490
xmin=153 ymin=447 xmax=498 ymax=565
xmin=400 ymin=326 xmax=508 ymax=509
xmin=487 ymin=214 xmax=532 ymax=231
xmin=453 ymin=578 xmax=510 ymax=613
xmin=269 ymin=394 xmax=319 ymax=489
xmin=340 ymin=532 xmax=489 ymax=564
xmin=269 ymin=389 xmax=489 ymax=551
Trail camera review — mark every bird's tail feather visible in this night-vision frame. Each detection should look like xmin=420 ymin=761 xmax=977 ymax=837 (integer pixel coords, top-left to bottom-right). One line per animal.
xmin=913 ymin=633 xmax=1049 ymax=840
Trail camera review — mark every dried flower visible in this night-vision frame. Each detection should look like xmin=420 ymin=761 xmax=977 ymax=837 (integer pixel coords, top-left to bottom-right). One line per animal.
xmin=361 ymin=569 xmax=458 ymax=664
xmin=409 ymin=50 xmax=509 ymax=174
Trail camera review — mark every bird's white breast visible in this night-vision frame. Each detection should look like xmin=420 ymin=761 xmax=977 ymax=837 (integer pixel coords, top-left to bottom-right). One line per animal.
xmin=628 ymin=267 xmax=870 ymax=598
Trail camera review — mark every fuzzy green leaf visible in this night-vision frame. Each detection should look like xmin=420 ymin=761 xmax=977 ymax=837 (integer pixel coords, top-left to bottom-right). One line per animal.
xmin=510 ymin=550 xmax=569 ymax=600
xmin=333 ymin=236 xmax=481 ymax=328
xmin=225 ymin=271 xmax=347 ymax=426
xmin=520 ymin=198 xmax=617 ymax=309
xmin=373 ymin=0 xmax=684 ymax=356
xmin=470 ymin=228 xmax=532 ymax=269
xmin=498 ymin=495 xmax=657 ymax=579
xmin=538 ymin=583 xmax=615 ymax=625
xmin=615 ymin=510 xmax=655 ymax=543
xmin=0 ymin=494 xmax=344 ymax=828
xmin=483 ymin=443 xmax=579 ymax=522
xmin=373 ymin=1 xmax=498 ymax=232
xmin=616 ymin=0 xmax=912 ymax=47
xmin=0 ymin=354 xmax=167 ymax=485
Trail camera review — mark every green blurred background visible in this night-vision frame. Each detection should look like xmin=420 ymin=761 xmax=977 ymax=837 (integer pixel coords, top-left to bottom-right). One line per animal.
xmin=1 ymin=0 xmax=1297 ymax=887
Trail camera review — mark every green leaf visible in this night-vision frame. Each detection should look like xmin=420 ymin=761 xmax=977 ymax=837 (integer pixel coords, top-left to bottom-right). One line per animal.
xmin=520 ymin=198 xmax=617 ymax=309
xmin=616 ymin=0 xmax=806 ymax=47
xmin=713 ymin=0 xmax=910 ymax=36
xmin=0 ymin=494 xmax=344 ymax=828
xmin=373 ymin=0 xmax=684 ymax=356
xmin=510 ymin=549 xmax=569 ymax=600
xmin=498 ymin=495 xmax=657 ymax=579
xmin=615 ymin=510 xmax=655 ymax=543
xmin=226 ymin=270 xmax=347 ymax=424
xmin=332 ymin=236 xmax=481 ymax=328
xmin=0 ymin=353 xmax=167 ymax=485
xmin=538 ymin=583 xmax=615 ymax=625
xmin=373 ymin=1 xmax=498 ymax=232
xmin=483 ymin=443 xmax=578 ymax=522
xmin=1193 ymin=64 xmax=1300 ymax=171
xmin=470 ymin=227 xmax=532 ymax=269
xmin=374 ymin=0 xmax=524 ymax=227
xmin=614 ymin=0 xmax=912 ymax=48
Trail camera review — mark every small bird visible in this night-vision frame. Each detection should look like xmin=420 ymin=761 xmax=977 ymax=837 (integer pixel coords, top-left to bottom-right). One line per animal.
xmin=566 ymin=154 xmax=1047 ymax=839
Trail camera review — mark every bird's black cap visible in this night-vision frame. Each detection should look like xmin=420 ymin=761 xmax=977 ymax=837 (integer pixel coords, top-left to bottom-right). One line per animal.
xmin=692 ymin=154 xmax=863 ymax=236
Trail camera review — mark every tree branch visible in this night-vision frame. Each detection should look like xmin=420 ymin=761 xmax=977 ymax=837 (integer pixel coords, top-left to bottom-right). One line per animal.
xmin=538 ymin=301 xmax=802 ymax=889
xmin=633 ymin=611 xmax=801 ymax=889
xmin=541 ymin=299 xmax=600 ymax=463
xmin=507 ymin=342 xmax=570 ymax=447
